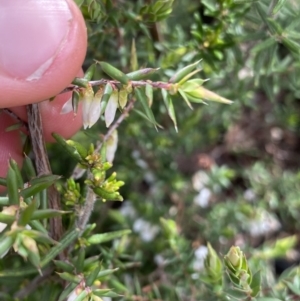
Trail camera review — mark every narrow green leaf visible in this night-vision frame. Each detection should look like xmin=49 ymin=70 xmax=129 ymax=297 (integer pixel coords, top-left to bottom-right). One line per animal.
xmin=40 ymin=229 xmax=80 ymax=266
xmin=32 ymin=209 xmax=71 ymax=220
xmin=161 ymin=89 xmax=178 ymax=132
xmin=145 ymin=83 xmax=153 ymax=107
xmin=58 ymin=283 xmax=78 ymax=301
xmin=72 ymin=77 xmax=89 ymax=88
xmin=178 ymin=89 xmax=193 ymax=110
xmin=6 ymin=166 xmax=19 ymax=205
xmin=53 ymin=260 xmax=75 ymax=273
xmin=20 ymin=176 xmax=60 ymax=199
xmin=255 ymin=297 xmax=282 ymax=301
xmin=252 ymin=38 xmax=277 ymax=53
xmin=272 ymin=0 xmax=287 ymax=14
xmin=29 ymin=220 xmax=48 ymax=234
xmin=93 ymin=289 xmax=121 ymax=298
xmin=84 ymin=64 xmax=96 ymax=81
xmin=130 ymin=39 xmax=138 ymax=72
xmin=5 ymin=123 xmax=22 ymax=132
xmin=86 ymin=264 xmax=101 ymax=286
xmin=0 ymin=177 xmax=7 ymax=187
xmin=23 ymin=156 xmax=36 ymax=179
xmin=135 ymin=88 xmax=159 ymax=130
xmin=97 ymin=61 xmax=129 ymax=85
xmin=169 ymin=60 xmax=202 ymax=83
xmin=250 ymin=270 xmax=261 ymax=297
xmin=266 ymin=18 xmax=283 ymax=35
xmin=18 ymin=201 xmax=36 ymax=226
xmin=282 ymin=37 xmax=300 ymax=55
xmin=57 ymin=272 xmax=81 ymax=283
xmin=74 ymin=247 xmax=85 ymax=273
xmin=0 ymin=213 xmax=14 ymax=225
xmin=97 ymin=268 xmax=119 ymax=279
xmin=87 ymin=229 xmax=131 ymax=245
xmin=285 ymin=281 xmax=300 ymax=296
xmin=0 ymin=235 xmax=14 ymax=258
xmin=72 ymin=90 xmax=80 ymax=115
xmin=52 ymin=133 xmax=84 ymax=163
xmin=0 ymin=197 xmax=9 ymax=206
xmin=126 ymin=68 xmax=159 ymax=80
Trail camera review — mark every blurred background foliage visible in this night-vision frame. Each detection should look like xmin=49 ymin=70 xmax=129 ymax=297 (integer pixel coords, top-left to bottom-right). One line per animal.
xmin=6 ymin=0 xmax=300 ymax=300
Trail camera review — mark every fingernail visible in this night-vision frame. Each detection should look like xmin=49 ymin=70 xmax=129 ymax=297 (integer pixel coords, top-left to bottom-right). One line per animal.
xmin=0 ymin=0 xmax=72 ymax=81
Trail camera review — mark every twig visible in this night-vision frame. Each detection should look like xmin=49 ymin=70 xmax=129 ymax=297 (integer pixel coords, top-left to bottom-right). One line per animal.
xmin=26 ymin=104 xmax=63 ymax=241
xmin=13 ymin=267 xmax=54 ymax=299
xmin=2 ymin=108 xmax=28 ymax=131
xmin=76 ymin=180 xmax=96 ymax=232
xmin=95 ymin=98 xmax=135 ymax=152
xmin=58 ymin=79 xmax=172 ymax=95
xmin=75 ymin=98 xmax=135 ymax=231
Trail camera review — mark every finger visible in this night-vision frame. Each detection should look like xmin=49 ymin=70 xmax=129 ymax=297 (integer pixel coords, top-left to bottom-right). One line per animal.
xmin=10 ymin=69 xmax=85 ymax=142
xmin=0 ymin=112 xmax=23 ymax=193
xmin=0 ymin=0 xmax=87 ymax=108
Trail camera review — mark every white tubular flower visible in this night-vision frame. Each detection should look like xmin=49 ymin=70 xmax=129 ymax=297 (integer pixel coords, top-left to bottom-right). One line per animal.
xmin=82 ymin=85 xmax=95 ymax=129
xmin=85 ymin=88 xmax=103 ymax=129
xmin=106 ymin=130 xmax=118 ymax=163
xmin=60 ymin=97 xmax=73 ymax=114
xmin=105 ymin=91 xmax=119 ymax=127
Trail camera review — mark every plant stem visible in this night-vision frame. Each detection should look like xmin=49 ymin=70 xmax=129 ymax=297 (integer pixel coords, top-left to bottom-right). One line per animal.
xmin=75 ymin=98 xmax=136 ymax=230
xmin=26 ymin=103 xmax=62 ymax=241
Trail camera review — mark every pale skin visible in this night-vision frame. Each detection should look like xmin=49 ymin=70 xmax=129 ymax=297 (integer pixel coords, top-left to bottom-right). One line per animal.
xmin=0 ymin=0 xmax=88 ymax=193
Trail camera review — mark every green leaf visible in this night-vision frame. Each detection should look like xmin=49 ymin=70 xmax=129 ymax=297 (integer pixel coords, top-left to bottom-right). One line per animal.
xmin=250 ymin=270 xmax=261 ymax=297
xmin=97 ymin=268 xmax=119 ymax=279
xmin=74 ymin=290 xmax=89 ymax=301
xmin=86 ymin=264 xmax=101 ymax=286
xmin=20 ymin=175 xmax=61 ymax=199
xmin=0 ymin=177 xmax=7 ymax=187
xmin=84 ymin=63 xmax=96 ymax=81
xmin=285 ymin=281 xmax=300 ymax=296
xmin=130 ymin=39 xmax=138 ymax=72
xmin=178 ymin=89 xmax=193 ymax=110
xmin=255 ymin=297 xmax=283 ymax=301
xmin=53 ymin=260 xmax=75 ymax=273
xmin=31 ymin=209 xmax=71 ymax=220
xmin=6 ymin=165 xmax=19 ymax=205
xmin=161 ymin=89 xmax=178 ymax=132
xmin=87 ymin=229 xmax=131 ymax=245
xmin=93 ymin=290 xmax=121 ymax=298
xmin=272 ymin=0 xmax=287 ymax=14
xmin=57 ymin=282 xmax=78 ymax=301
xmin=74 ymin=247 xmax=85 ymax=273
xmin=126 ymin=68 xmax=159 ymax=80
xmin=0 ymin=235 xmax=14 ymax=258
xmin=40 ymin=229 xmax=79 ymax=265
xmin=18 ymin=201 xmax=36 ymax=226
xmin=52 ymin=133 xmax=84 ymax=163
xmin=0 ymin=197 xmax=9 ymax=206
xmin=252 ymin=38 xmax=277 ymax=53
xmin=72 ymin=77 xmax=89 ymax=88
xmin=23 ymin=155 xmax=36 ymax=179
xmin=266 ymin=18 xmax=283 ymax=35
xmin=135 ymin=88 xmax=161 ymax=130
xmin=57 ymin=272 xmax=82 ymax=283
xmin=169 ymin=60 xmax=201 ymax=83
xmin=145 ymin=83 xmax=153 ymax=107
xmin=96 ymin=61 xmax=129 ymax=85
xmin=0 ymin=214 xmax=14 ymax=225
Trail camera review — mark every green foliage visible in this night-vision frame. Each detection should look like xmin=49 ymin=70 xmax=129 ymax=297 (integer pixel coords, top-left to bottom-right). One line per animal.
xmin=2 ymin=0 xmax=300 ymax=300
